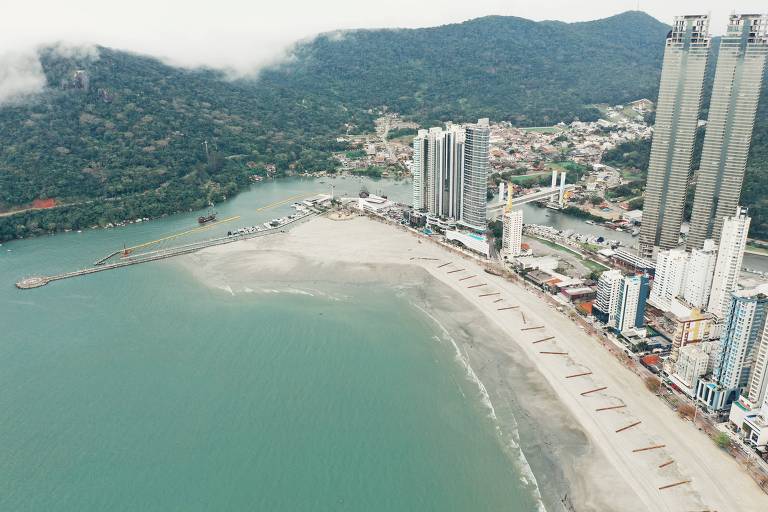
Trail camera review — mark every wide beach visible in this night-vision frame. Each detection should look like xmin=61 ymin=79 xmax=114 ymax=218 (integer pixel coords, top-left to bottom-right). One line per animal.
xmin=186 ymin=214 xmax=768 ymax=512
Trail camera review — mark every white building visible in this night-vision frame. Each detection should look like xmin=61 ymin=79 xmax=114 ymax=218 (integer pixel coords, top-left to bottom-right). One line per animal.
xmin=672 ymin=341 xmax=713 ymax=397
xmin=412 ymin=129 xmax=428 ymax=210
xmin=683 ymin=239 xmax=717 ymax=309
xmin=705 ymin=285 xmax=768 ymax=410
xmin=502 ymin=191 xmax=523 ymax=258
xmin=747 ymin=322 xmax=768 ymax=406
xmin=412 ymin=126 xmax=465 ymax=219
xmin=649 ymin=249 xmax=689 ymax=312
xmin=616 ymin=274 xmax=650 ymax=333
xmin=708 ymin=206 xmax=751 ymax=318
xmin=445 ymin=230 xmax=490 ymax=258
xmin=460 ymin=118 xmax=490 ymax=232
xmin=594 ymin=269 xmax=624 ymax=328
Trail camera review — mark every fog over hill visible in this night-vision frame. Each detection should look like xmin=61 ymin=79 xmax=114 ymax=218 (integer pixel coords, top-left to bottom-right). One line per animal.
xmin=2 ymin=11 xmax=768 ymax=240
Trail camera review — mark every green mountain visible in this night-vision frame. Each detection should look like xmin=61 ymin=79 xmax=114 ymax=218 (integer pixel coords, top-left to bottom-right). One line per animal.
xmin=6 ymin=11 xmax=766 ymax=241
xmin=264 ymin=11 xmax=668 ymax=126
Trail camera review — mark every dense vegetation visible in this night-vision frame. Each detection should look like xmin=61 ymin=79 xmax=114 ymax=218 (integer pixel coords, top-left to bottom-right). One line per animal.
xmin=0 ymin=47 xmax=367 ymax=240
xmin=267 ymin=11 xmax=668 ymax=127
xmin=4 ymin=11 xmax=768 ymax=241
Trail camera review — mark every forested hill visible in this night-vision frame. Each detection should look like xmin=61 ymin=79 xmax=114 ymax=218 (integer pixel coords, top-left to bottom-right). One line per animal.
xmin=0 ymin=47 xmax=362 ymax=240
xmin=263 ymin=11 xmax=670 ymax=126
xmin=0 ymin=11 xmax=677 ymax=241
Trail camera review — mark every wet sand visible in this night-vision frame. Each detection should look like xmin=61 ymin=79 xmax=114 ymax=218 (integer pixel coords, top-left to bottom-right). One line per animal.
xmin=183 ymin=215 xmax=768 ymax=512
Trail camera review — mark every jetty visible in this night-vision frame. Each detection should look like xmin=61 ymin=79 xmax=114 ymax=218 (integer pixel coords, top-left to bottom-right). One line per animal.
xmin=16 ymin=212 xmax=316 ymax=290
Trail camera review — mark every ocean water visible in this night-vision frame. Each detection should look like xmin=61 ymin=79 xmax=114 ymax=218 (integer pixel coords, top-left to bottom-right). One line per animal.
xmin=0 ymin=178 xmax=542 ymax=511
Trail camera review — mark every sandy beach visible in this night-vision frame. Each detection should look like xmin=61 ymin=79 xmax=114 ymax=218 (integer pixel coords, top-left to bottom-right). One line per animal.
xmin=184 ymin=215 xmax=768 ymax=512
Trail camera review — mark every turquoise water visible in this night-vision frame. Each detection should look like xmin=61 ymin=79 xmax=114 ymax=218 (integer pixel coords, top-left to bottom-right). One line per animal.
xmin=0 ymin=178 xmax=541 ymax=511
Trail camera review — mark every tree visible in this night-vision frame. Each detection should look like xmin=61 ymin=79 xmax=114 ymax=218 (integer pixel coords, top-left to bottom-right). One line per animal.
xmin=714 ymin=432 xmax=731 ymax=450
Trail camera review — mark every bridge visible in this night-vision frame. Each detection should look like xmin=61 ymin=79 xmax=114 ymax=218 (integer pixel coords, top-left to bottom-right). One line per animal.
xmin=16 ymin=211 xmax=317 ymax=289
xmin=487 ymin=184 xmax=577 ymax=220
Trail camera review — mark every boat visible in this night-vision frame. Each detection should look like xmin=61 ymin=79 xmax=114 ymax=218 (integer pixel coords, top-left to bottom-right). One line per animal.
xmin=198 ymin=211 xmax=217 ymax=224
xmin=585 ymin=220 xmax=596 ymax=225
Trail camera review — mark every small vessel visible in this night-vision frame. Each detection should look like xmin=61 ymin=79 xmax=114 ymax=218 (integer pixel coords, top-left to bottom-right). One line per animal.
xmin=585 ymin=220 xmax=596 ymax=225
xmin=198 ymin=211 xmax=217 ymax=224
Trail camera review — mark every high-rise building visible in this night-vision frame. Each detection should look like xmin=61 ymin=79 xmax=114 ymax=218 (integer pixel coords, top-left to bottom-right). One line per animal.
xmin=683 ymin=239 xmax=717 ymax=308
xmin=412 ymin=126 xmax=465 ymax=219
xmin=639 ymin=15 xmax=711 ymax=258
xmin=593 ymin=269 xmax=624 ymax=327
xmin=747 ymin=325 xmax=768 ymax=406
xmin=460 ymin=118 xmax=490 ymax=232
xmin=649 ymin=249 xmax=689 ymax=312
xmin=426 ymin=127 xmax=443 ymax=215
xmin=710 ymin=286 xmax=768 ymax=409
xmin=502 ymin=192 xmax=523 ymax=258
xmin=707 ymin=207 xmax=751 ymax=318
xmin=438 ymin=125 xmax=465 ymax=219
xmin=688 ymin=15 xmax=768 ymax=249
xmin=412 ymin=129 xmax=429 ymax=210
xmin=616 ymin=274 xmax=650 ymax=333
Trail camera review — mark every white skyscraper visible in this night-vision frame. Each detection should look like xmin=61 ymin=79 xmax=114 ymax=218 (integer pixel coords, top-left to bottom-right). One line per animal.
xmin=747 ymin=323 xmax=768 ymax=406
xmin=460 ymin=118 xmax=490 ymax=232
xmin=412 ymin=129 xmax=429 ymax=210
xmin=649 ymin=249 xmax=689 ymax=312
xmin=688 ymin=14 xmax=768 ymax=249
xmin=683 ymin=239 xmax=718 ymax=309
xmin=616 ymin=274 xmax=650 ymax=333
xmin=708 ymin=206 xmax=751 ymax=318
xmin=640 ymin=15 xmax=711 ymax=258
xmin=502 ymin=192 xmax=523 ymax=258
xmin=412 ymin=126 xmax=465 ymax=219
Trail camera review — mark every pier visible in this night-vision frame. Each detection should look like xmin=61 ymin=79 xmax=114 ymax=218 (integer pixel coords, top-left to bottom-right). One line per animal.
xmin=16 ymin=212 xmax=316 ymax=289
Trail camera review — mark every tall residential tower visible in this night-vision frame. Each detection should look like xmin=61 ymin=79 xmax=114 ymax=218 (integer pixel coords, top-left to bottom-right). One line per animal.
xmin=707 ymin=207 xmax=751 ymax=318
xmin=640 ymin=15 xmax=711 ymax=258
xmin=460 ymin=118 xmax=490 ymax=232
xmin=688 ymin=14 xmax=768 ymax=249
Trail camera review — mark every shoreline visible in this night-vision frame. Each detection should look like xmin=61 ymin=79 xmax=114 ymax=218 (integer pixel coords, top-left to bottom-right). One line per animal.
xmin=183 ymin=215 xmax=768 ymax=511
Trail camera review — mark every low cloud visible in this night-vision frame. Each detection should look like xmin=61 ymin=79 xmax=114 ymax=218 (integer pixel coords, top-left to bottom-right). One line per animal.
xmin=0 ymin=43 xmax=100 ymax=106
xmin=48 ymin=42 xmax=100 ymax=61
xmin=0 ymin=50 xmax=46 ymax=106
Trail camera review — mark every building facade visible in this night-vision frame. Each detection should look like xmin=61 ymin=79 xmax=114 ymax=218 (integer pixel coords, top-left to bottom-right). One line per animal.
xmin=707 ymin=207 xmax=751 ymax=318
xmin=683 ymin=239 xmax=717 ymax=309
xmin=688 ymin=14 xmax=768 ymax=249
xmin=711 ymin=286 xmax=768 ymax=409
xmin=460 ymin=118 xmax=490 ymax=232
xmin=412 ymin=129 xmax=429 ymax=210
xmin=649 ymin=249 xmax=689 ymax=312
xmin=594 ymin=269 xmax=624 ymax=327
xmin=640 ymin=15 xmax=711 ymax=258
xmin=502 ymin=206 xmax=523 ymax=258
xmin=616 ymin=274 xmax=650 ymax=333
xmin=747 ymin=323 xmax=768 ymax=406
xmin=672 ymin=341 xmax=713 ymax=397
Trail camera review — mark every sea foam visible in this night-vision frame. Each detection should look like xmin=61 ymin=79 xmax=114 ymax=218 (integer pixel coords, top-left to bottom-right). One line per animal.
xmin=412 ymin=302 xmax=547 ymax=511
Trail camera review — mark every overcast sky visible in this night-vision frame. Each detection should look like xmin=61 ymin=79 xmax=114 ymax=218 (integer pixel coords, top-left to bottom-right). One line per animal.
xmin=0 ymin=1 xmax=765 ymax=103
